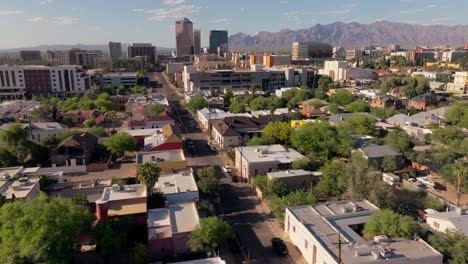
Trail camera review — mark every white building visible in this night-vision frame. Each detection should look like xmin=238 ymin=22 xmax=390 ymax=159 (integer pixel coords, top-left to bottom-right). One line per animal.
xmin=234 ymin=144 xmax=304 ymax=181
xmin=411 ymin=71 xmax=452 ymax=80
xmin=286 ymin=200 xmax=443 ymax=264
xmin=0 ymin=122 xmax=68 ymax=142
xmin=446 ymin=71 xmax=468 ymax=94
xmin=275 ymin=87 xmax=296 ymax=97
xmin=102 ymin=72 xmax=138 ymax=88
xmin=153 ymin=170 xmax=198 ymax=204
xmin=319 ymin=61 xmax=376 ymax=82
xmin=425 ymin=208 xmax=468 ymax=236
xmin=196 ymin=108 xmax=251 ymax=129
xmin=0 ymin=177 xmax=40 ymax=201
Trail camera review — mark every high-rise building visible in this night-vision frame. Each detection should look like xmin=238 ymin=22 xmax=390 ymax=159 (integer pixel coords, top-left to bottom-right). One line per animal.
xmin=127 ymin=43 xmax=157 ymax=64
xmin=193 ymin=29 xmax=201 ymax=55
xmin=20 ymin=50 xmax=42 ymax=62
xmin=47 ymin=50 xmax=71 ymax=65
xmin=108 ymin=42 xmax=122 ymax=60
xmin=209 ymin=30 xmax=228 ymax=55
xmin=292 ymin=42 xmax=333 ymax=61
xmin=175 ymin=17 xmax=194 ymax=57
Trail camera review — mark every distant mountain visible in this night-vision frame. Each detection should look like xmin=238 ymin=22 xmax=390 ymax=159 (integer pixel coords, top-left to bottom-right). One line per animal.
xmin=229 ymin=21 xmax=468 ymax=51
xmin=0 ymin=44 xmax=173 ymax=53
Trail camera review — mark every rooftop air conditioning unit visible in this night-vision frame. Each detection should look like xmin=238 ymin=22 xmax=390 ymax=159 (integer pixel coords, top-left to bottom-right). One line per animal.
xmin=379 ymin=247 xmax=393 ymax=259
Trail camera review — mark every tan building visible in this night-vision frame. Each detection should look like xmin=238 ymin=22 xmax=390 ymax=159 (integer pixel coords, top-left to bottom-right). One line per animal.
xmin=128 ymin=43 xmax=157 ymax=64
xmin=263 ymin=54 xmax=291 ymax=67
xmin=446 ymin=71 xmax=468 ymax=94
xmin=175 ymin=17 xmax=194 ymax=57
xmin=20 ymin=50 xmax=41 ymax=61
xmin=292 ymin=42 xmax=332 ymax=61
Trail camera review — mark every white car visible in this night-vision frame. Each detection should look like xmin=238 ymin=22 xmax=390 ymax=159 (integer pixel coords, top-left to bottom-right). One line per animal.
xmin=222 ymin=166 xmax=232 ymax=173
xmin=416 ymin=177 xmax=435 ymax=187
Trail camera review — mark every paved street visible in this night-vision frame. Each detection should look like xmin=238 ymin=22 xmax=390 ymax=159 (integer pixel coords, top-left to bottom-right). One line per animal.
xmin=156 ymin=72 xmax=302 ymax=264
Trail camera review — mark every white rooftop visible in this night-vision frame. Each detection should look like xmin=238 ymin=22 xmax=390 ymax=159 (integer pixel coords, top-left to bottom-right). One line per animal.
xmin=169 ymin=257 xmax=227 ymax=264
xmin=237 ymin=144 xmax=304 ymax=164
xmin=426 ymin=210 xmax=468 ymax=236
xmin=267 ymin=169 xmax=321 ymax=179
xmin=154 ymin=170 xmax=197 ymax=195
xmin=95 ymin=184 xmax=147 ymax=204
xmin=251 ymin=108 xmax=294 ymax=116
xmin=288 ymin=200 xmax=443 ymax=264
xmin=137 ymin=149 xmax=185 ymax=164
xmin=2 ymin=178 xmax=39 ymax=199
xmin=198 ymin=107 xmax=251 ymax=120
xmin=124 ymin=128 xmax=160 ymax=137
xmin=147 ymin=202 xmax=199 ymax=236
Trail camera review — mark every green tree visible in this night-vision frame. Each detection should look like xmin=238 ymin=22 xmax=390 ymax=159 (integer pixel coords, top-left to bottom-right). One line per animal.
xmin=147 ymin=103 xmax=166 ymax=117
xmin=186 ymin=95 xmax=208 ymax=113
xmin=0 ymin=147 xmax=18 ymax=167
xmin=262 ymin=121 xmax=291 ymax=145
xmin=340 ymin=114 xmax=377 ymax=136
xmin=382 ymin=156 xmax=398 ymax=172
xmin=230 ymin=97 xmax=246 ymax=113
xmin=95 ymin=93 xmax=113 ymax=112
xmin=137 ymin=162 xmax=161 ymax=195
xmin=428 ymin=230 xmax=468 ymax=264
xmin=329 ymin=90 xmax=356 ymax=106
xmin=94 ymin=220 xmax=127 ymax=257
xmin=188 ymin=217 xmax=234 ymax=252
xmin=246 ymin=135 xmax=276 ymax=146
xmin=0 ymin=123 xmax=29 ymax=146
xmin=445 ymin=102 xmax=468 ymax=128
xmin=431 ymin=126 xmax=465 ymax=145
xmin=197 ymin=166 xmax=219 ymax=195
xmin=316 ymin=159 xmax=348 ymax=198
xmin=269 ymin=189 xmax=317 ymax=221
xmin=31 ymin=103 xmax=54 ymax=122
xmin=83 ymin=118 xmax=97 ymax=128
xmin=441 ymin=159 xmax=468 ymax=207
xmin=384 ymin=130 xmax=413 ymax=155
xmin=346 ymin=102 xmax=370 ymax=113
xmin=131 ymin=243 xmax=150 ymax=264
xmin=0 ymin=193 xmax=92 ymax=263
xmin=104 ymin=132 xmax=138 ymax=156
xmin=88 ymin=127 xmax=108 ymax=138
xmin=363 ymin=209 xmax=418 ymax=239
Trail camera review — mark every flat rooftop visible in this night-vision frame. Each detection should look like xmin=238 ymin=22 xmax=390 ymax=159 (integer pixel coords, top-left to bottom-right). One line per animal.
xmin=103 ymin=72 xmax=137 ymax=77
xmin=288 ymin=200 xmax=442 ymax=263
xmin=136 ymin=149 xmax=185 ymax=164
xmin=154 ymin=170 xmax=197 ymax=195
xmin=124 ymin=128 xmax=160 ymax=137
xmin=96 ymin=184 xmax=147 ymax=203
xmin=2 ymin=178 xmax=39 ymax=199
xmin=169 ymin=202 xmax=199 ymax=233
xmin=267 ymin=169 xmax=321 ymax=179
xmin=237 ymin=144 xmax=304 ymax=164
xmin=169 ymin=257 xmax=227 ymax=264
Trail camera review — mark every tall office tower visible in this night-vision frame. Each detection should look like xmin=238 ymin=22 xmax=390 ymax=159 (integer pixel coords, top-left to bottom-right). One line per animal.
xmin=193 ymin=29 xmax=201 ymax=55
xmin=108 ymin=42 xmax=122 ymax=60
xmin=47 ymin=50 xmax=71 ymax=64
xmin=292 ymin=42 xmax=333 ymax=61
xmin=20 ymin=50 xmax=42 ymax=61
xmin=175 ymin=17 xmax=194 ymax=57
xmin=209 ymin=30 xmax=228 ymax=55
xmin=127 ymin=43 xmax=157 ymax=64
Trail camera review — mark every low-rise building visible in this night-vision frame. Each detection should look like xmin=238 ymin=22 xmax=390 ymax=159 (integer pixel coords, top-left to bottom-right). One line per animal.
xmin=267 ymin=170 xmax=321 ymax=190
xmin=234 ymin=144 xmax=304 ymax=181
xmin=251 ymin=108 xmax=295 ymax=121
xmin=408 ymin=91 xmax=448 ymax=111
xmin=357 ymin=144 xmax=404 ymax=169
xmin=95 ymin=184 xmax=147 ymax=222
xmin=197 ymin=107 xmax=251 ymax=129
xmin=50 ymin=132 xmax=98 ymax=167
xmin=124 ymin=128 xmax=160 ymax=146
xmin=0 ymin=177 xmax=40 ymax=201
xmin=129 ymin=111 xmax=175 ymax=130
xmin=411 ymin=71 xmax=452 ymax=80
xmin=147 ymin=202 xmax=200 ymax=259
xmin=59 ymin=110 xmax=105 ymax=127
xmin=102 ymin=72 xmax=138 ymax=88
xmin=154 ymin=169 xmax=198 ymax=204
xmin=446 ymin=71 xmax=468 ymax=95
xmin=424 ymin=208 xmax=468 ymax=236
xmin=170 ymin=257 xmax=227 ymax=264
xmin=0 ymin=122 xmax=68 ymax=142
xmin=211 ymin=116 xmax=268 ymax=148
xmin=370 ymin=96 xmax=403 ymax=109
xmin=136 ymin=149 xmax=187 ymax=174
xmin=285 ymin=200 xmax=443 ymax=264
xmin=144 ymin=124 xmax=182 ymax=152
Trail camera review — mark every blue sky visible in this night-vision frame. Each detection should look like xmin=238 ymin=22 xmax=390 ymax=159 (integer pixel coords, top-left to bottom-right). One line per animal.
xmin=1 ymin=0 xmax=467 ymax=49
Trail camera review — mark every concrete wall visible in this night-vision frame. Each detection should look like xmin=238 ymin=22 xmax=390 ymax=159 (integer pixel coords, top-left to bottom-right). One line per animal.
xmin=164 ymin=191 xmax=199 ymax=205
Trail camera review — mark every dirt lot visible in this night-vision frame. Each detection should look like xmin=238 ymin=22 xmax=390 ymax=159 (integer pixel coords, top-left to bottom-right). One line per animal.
xmin=64 ymin=163 xmax=136 ymax=182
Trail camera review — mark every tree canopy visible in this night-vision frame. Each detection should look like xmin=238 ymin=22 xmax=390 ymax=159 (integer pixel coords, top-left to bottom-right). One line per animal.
xmin=262 ymin=121 xmax=292 ymax=145
xmin=104 ymin=132 xmax=138 ymax=156
xmin=445 ymin=102 xmax=468 ymax=128
xmin=186 ymin=95 xmax=208 ymax=113
xmin=147 ymin=103 xmax=166 ymax=117
xmin=137 ymin=162 xmax=161 ymax=195
xmin=188 ymin=217 xmax=234 ymax=252
xmin=363 ymin=209 xmax=418 ymax=239
xmin=0 ymin=193 xmax=92 ymax=263
xmin=428 ymin=230 xmax=468 ymax=264
xmin=346 ymin=102 xmax=370 ymax=113
xmin=197 ymin=166 xmax=219 ymax=195
xmin=328 ymin=90 xmax=356 ymax=106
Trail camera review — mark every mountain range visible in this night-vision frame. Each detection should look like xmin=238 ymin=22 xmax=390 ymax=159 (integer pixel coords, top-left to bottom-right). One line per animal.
xmin=228 ymin=21 xmax=468 ymax=51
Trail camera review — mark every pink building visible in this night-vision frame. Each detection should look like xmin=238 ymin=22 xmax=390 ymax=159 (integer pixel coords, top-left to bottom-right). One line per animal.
xmin=147 ymin=202 xmax=200 ymax=259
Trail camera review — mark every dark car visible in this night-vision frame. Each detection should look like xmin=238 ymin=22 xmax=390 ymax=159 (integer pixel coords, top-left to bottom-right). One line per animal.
xmin=231 ymin=175 xmax=238 ymax=182
xmin=271 ymin=237 xmax=288 ymax=256
xmin=227 ymin=231 xmax=242 ymax=253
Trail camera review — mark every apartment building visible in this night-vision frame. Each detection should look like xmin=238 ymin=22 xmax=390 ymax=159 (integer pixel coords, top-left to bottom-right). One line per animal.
xmin=286 ymin=200 xmax=443 ymax=264
xmin=292 ymin=42 xmax=333 ymax=61
xmin=0 ymin=65 xmax=91 ymax=97
xmin=47 ymin=50 xmax=71 ymax=65
xmin=128 ymin=43 xmax=157 ymax=64
xmin=446 ymin=71 xmax=468 ymax=94
xmin=108 ymin=41 xmax=122 ymax=60
xmin=102 ymin=72 xmax=138 ymax=88
xmin=20 ymin=50 xmax=42 ymax=62
xmin=263 ymin=54 xmax=292 ymax=67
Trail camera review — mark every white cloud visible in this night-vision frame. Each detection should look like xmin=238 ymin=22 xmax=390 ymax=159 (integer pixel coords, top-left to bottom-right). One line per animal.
xmin=400 ymin=4 xmax=436 ymax=14
xmin=282 ymin=9 xmax=350 ymax=24
xmin=209 ymin=18 xmax=231 ymax=26
xmin=133 ymin=5 xmax=200 ymax=21
xmin=28 ymin=16 xmax=79 ymax=25
xmin=39 ymin=0 xmax=53 ymax=5
xmin=162 ymin=0 xmax=186 ymax=5
xmin=0 ymin=10 xmax=23 ymax=16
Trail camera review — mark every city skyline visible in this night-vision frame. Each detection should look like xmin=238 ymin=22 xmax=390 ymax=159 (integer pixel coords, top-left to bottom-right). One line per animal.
xmin=1 ymin=0 xmax=468 ymax=49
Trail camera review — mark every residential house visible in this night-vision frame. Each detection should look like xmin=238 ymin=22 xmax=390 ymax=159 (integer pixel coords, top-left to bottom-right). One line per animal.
xmin=408 ymin=91 xmax=448 ymax=111
xmin=357 ymin=144 xmax=404 ymax=169
xmin=328 ymin=113 xmax=374 ymax=125
xmin=111 ymin=95 xmax=131 ymax=111
xmin=136 ymin=149 xmax=187 ymax=174
xmin=388 ymin=86 xmax=407 ymax=98
xmin=251 ymin=108 xmax=296 ymax=121
xmin=0 ymin=100 xmax=40 ymax=122
xmin=285 ymin=200 xmax=443 ymax=264
xmin=0 ymin=122 xmax=68 ymax=142
xmin=50 ymin=132 xmax=98 ymax=167
xmin=153 ymin=169 xmax=198 ymax=204
xmin=95 ymin=184 xmax=147 ymax=223
xmin=234 ymin=144 xmax=304 ymax=182
xmin=129 ymin=111 xmax=176 ymax=130
xmin=211 ymin=116 xmax=268 ymax=148
xmin=197 ymin=107 xmax=251 ymax=129
xmin=124 ymin=128 xmax=160 ymax=147
xmin=424 ymin=208 xmax=468 ymax=236
xmin=147 ymin=202 xmax=200 ymax=259
xmin=371 ymin=96 xmax=403 ymax=109
xmin=267 ymin=170 xmax=321 ymax=191
xmin=60 ymin=110 xmax=105 ymax=126
xmin=299 ymin=105 xmax=327 ymax=119
xmin=144 ymin=124 xmax=182 ymax=151
xmin=0 ymin=177 xmax=40 ymax=201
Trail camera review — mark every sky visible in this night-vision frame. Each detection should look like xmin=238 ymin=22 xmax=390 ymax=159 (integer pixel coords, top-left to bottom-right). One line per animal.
xmin=1 ymin=0 xmax=468 ymax=49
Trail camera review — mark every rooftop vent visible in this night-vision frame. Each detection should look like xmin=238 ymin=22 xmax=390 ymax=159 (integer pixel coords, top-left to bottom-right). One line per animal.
xmin=374 ymin=235 xmax=389 ymax=243
xmin=379 ymin=247 xmax=393 ymax=259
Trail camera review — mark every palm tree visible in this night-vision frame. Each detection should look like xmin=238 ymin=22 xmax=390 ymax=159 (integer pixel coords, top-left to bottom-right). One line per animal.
xmin=137 ymin=162 xmax=161 ymax=195
xmin=452 ymin=160 xmax=468 ymax=207
xmin=105 ymin=111 xmax=117 ymax=133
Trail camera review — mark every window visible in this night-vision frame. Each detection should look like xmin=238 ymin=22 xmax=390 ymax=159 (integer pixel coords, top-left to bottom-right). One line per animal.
xmin=305 ymin=240 xmax=308 ymax=249
xmin=293 ymin=226 xmax=295 ymax=232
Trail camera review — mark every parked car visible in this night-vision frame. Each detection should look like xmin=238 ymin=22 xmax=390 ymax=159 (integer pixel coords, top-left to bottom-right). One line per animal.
xmin=417 ymin=177 xmax=435 ymax=187
xmin=271 ymin=237 xmax=288 ymax=256
xmin=222 ymin=166 xmax=232 ymax=173
xmin=231 ymin=175 xmax=238 ymax=182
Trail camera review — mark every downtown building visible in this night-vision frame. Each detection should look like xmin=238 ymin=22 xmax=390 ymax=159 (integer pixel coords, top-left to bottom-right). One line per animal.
xmin=108 ymin=41 xmax=122 ymax=60
xmin=127 ymin=43 xmax=157 ymax=64
xmin=175 ymin=18 xmax=194 ymax=57
xmin=292 ymin=42 xmax=333 ymax=61
xmin=0 ymin=65 xmax=91 ymax=97
xmin=193 ymin=29 xmax=201 ymax=55
xmin=47 ymin=48 xmax=107 ymax=68
xmin=209 ymin=30 xmax=228 ymax=55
